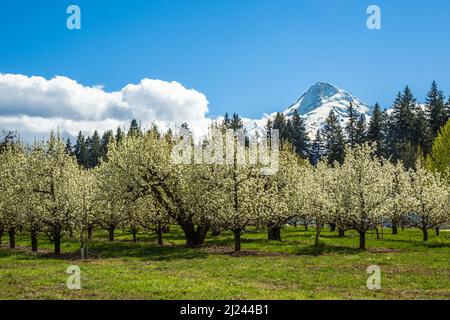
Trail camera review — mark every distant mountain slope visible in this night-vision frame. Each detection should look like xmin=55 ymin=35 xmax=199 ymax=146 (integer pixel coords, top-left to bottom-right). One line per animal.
xmin=243 ymin=82 xmax=372 ymax=139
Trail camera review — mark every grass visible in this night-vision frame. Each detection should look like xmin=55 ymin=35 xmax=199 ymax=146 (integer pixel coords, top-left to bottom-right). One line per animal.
xmin=0 ymin=226 xmax=449 ymax=300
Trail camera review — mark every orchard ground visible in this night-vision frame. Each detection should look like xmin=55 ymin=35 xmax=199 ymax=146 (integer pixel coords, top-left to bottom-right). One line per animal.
xmin=0 ymin=226 xmax=449 ymax=300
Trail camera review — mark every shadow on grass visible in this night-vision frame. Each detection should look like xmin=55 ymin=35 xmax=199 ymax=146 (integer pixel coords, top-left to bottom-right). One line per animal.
xmin=1 ymin=241 xmax=209 ymax=262
xmin=294 ymin=243 xmax=362 ymax=256
xmin=90 ymin=241 xmax=208 ymax=261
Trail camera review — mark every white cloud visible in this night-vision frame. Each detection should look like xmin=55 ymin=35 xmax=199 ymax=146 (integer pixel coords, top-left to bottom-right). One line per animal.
xmin=0 ymin=73 xmax=210 ymax=140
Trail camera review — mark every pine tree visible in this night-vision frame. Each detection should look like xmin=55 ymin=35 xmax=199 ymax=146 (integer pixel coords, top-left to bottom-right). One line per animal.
xmin=389 ymin=86 xmax=419 ymax=161
xmin=309 ymin=130 xmax=324 ymax=165
xmin=222 ymin=113 xmax=231 ymax=129
xmin=426 ymin=81 xmax=447 ymax=136
xmin=65 ymin=138 xmax=73 ymax=156
xmin=88 ymin=130 xmax=102 ymax=168
xmin=355 ymin=114 xmax=367 ymax=146
xmin=321 ymin=110 xmax=346 ymax=165
xmin=100 ymin=130 xmax=115 ymax=160
xmin=413 ymin=108 xmax=433 ymax=156
xmin=367 ymin=103 xmax=384 ymax=156
xmin=345 ymin=103 xmax=359 ymax=148
xmin=290 ymin=109 xmax=310 ymax=158
xmin=230 ymin=113 xmax=244 ymax=130
xmin=74 ymin=131 xmax=89 ymax=168
xmin=115 ymin=127 xmax=125 ymax=145
xmin=128 ymin=119 xmax=142 ymax=137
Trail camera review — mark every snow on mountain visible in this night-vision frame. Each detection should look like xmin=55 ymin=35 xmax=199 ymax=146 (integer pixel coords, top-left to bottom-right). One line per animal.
xmin=243 ymin=82 xmax=372 ymax=140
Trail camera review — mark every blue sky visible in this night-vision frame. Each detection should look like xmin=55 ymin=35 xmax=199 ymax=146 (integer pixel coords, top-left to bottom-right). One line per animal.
xmin=0 ymin=0 xmax=449 ymax=132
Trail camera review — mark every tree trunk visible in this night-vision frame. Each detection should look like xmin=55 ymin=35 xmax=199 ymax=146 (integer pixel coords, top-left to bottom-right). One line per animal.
xmin=132 ymin=227 xmax=137 ymax=243
xmin=8 ymin=228 xmax=16 ymax=249
xmin=435 ymin=227 xmax=440 ymax=236
xmin=211 ymin=226 xmax=221 ymax=237
xmin=157 ymin=228 xmax=163 ymax=246
xmin=87 ymin=225 xmax=93 ymax=240
xmin=392 ymin=223 xmax=398 ymax=235
xmin=31 ymin=230 xmax=38 ymax=252
xmin=314 ymin=222 xmax=321 ymax=247
xmin=178 ymin=218 xmax=209 ymax=248
xmin=329 ymin=223 xmax=336 ymax=232
xmin=304 ymin=222 xmax=308 ymax=231
xmin=422 ymin=228 xmax=428 ymax=242
xmin=267 ymin=225 xmax=282 ymax=241
xmin=108 ymin=225 xmax=115 ymax=242
xmin=0 ymin=228 xmax=3 ymax=246
xmin=375 ymin=228 xmax=380 ymax=240
xmin=233 ymin=229 xmax=241 ymax=252
xmin=54 ymin=224 xmax=61 ymax=255
xmin=338 ymin=228 xmax=345 ymax=238
xmin=293 ymin=221 xmax=297 ymax=228
xmin=359 ymin=230 xmax=366 ymax=250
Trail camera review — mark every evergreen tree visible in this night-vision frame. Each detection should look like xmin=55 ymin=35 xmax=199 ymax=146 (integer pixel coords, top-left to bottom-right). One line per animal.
xmin=100 ymin=130 xmax=115 ymax=160
xmin=389 ymin=86 xmax=419 ymax=161
xmin=230 ymin=113 xmax=244 ymax=130
xmin=321 ymin=110 xmax=346 ymax=165
xmin=115 ymin=127 xmax=125 ymax=145
xmin=367 ymin=103 xmax=384 ymax=156
xmin=355 ymin=114 xmax=367 ymax=146
xmin=309 ymin=130 xmax=324 ymax=165
xmin=290 ymin=109 xmax=310 ymax=158
xmin=74 ymin=131 xmax=89 ymax=168
xmin=222 ymin=113 xmax=231 ymax=129
xmin=345 ymin=103 xmax=359 ymax=148
xmin=65 ymin=138 xmax=73 ymax=156
xmin=88 ymin=130 xmax=102 ymax=168
xmin=128 ymin=119 xmax=142 ymax=137
xmin=413 ymin=108 xmax=433 ymax=156
xmin=426 ymin=81 xmax=447 ymax=136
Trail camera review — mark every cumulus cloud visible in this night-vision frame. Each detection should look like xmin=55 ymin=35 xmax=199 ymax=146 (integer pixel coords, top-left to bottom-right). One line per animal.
xmin=0 ymin=73 xmax=210 ymax=140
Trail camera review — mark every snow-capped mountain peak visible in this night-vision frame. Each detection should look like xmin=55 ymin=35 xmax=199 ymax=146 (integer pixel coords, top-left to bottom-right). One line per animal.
xmin=243 ymin=82 xmax=372 ymax=140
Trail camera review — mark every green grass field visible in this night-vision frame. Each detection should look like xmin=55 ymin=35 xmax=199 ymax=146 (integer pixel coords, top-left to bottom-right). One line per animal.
xmin=0 ymin=226 xmax=449 ymax=300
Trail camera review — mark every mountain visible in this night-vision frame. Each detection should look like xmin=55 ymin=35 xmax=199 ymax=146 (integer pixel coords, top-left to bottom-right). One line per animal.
xmin=244 ymin=82 xmax=372 ymax=139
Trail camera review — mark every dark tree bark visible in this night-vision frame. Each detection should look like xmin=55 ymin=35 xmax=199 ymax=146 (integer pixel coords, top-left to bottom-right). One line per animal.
xmin=0 ymin=228 xmax=3 ymax=246
xmin=132 ymin=227 xmax=137 ymax=243
xmin=8 ymin=228 xmax=16 ymax=249
xmin=31 ymin=230 xmax=38 ymax=252
xmin=359 ymin=230 xmax=366 ymax=250
xmin=304 ymin=222 xmax=308 ymax=231
xmin=422 ymin=228 xmax=428 ymax=242
xmin=233 ymin=229 xmax=241 ymax=252
xmin=108 ymin=224 xmax=115 ymax=242
xmin=54 ymin=224 xmax=62 ymax=255
xmin=87 ymin=225 xmax=93 ymax=240
xmin=157 ymin=229 xmax=163 ymax=246
xmin=329 ymin=223 xmax=336 ymax=232
xmin=435 ymin=227 xmax=440 ymax=236
xmin=375 ymin=228 xmax=380 ymax=240
xmin=314 ymin=222 xmax=321 ymax=247
xmin=267 ymin=225 xmax=282 ymax=241
xmin=338 ymin=228 xmax=345 ymax=238
xmin=392 ymin=224 xmax=398 ymax=235
xmin=178 ymin=218 xmax=209 ymax=248
xmin=211 ymin=227 xmax=221 ymax=237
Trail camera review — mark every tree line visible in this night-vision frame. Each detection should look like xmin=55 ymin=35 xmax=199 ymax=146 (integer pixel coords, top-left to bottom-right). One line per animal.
xmin=266 ymin=82 xmax=450 ymax=169
xmin=0 ymin=119 xmax=449 ymax=254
